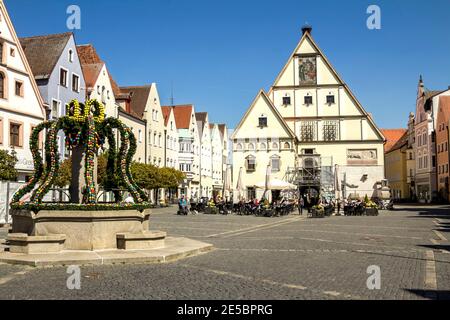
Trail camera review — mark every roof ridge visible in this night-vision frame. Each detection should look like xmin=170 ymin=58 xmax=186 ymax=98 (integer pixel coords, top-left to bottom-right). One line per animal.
xmin=20 ymin=32 xmax=73 ymax=41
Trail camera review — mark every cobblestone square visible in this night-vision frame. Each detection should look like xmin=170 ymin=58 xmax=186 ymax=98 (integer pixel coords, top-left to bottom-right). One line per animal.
xmin=0 ymin=205 xmax=449 ymax=300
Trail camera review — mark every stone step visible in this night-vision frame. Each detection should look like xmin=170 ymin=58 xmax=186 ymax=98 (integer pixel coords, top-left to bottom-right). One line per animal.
xmin=117 ymin=231 xmax=167 ymax=250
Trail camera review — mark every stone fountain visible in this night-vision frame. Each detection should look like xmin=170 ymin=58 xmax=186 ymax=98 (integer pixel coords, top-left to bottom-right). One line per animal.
xmin=0 ymin=99 xmax=212 ymax=266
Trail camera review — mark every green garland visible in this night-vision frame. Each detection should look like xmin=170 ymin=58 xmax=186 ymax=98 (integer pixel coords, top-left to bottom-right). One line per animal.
xmin=11 ymin=99 xmax=149 ymax=212
xmin=12 ymin=122 xmax=51 ymax=203
xmin=10 ymin=202 xmax=153 ymax=213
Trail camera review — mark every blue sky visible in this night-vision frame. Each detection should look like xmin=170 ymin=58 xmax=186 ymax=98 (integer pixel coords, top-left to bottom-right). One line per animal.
xmin=5 ymin=0 xmax=450 ymax=129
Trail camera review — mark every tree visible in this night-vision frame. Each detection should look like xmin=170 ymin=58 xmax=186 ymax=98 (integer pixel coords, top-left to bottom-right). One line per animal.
xmin=0 ymin=150 xmax=18 ymax=181
xmin=159 ymin=167 xmax=185 ymax=189
xmin=54 ymin=158 xmax=72 ymax=188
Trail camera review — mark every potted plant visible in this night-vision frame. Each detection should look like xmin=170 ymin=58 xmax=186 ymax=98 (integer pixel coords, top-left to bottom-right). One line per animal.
xmin=363 ymin=195 xmax=379 ymax=216
xmin=311 ymin=204 xmax=325 ymax=218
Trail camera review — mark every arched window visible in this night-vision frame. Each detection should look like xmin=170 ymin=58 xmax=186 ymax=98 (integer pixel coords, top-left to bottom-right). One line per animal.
xmin=236 ymin=143 xmax=243 ymax=151
xmin=248 ymin=143 xmax=255 ymax=151
xmin=0 ymin=72 xmax=5 ymax=99
xmin=260 ymin=142 xmax=267 ymax=151
xmin=272 ymin=142 xmax=279 ymax=150
xmin=68 ymin=49 xmax=74 ymax=62
xmin=284 ymin=142 xmax=291 ymax=149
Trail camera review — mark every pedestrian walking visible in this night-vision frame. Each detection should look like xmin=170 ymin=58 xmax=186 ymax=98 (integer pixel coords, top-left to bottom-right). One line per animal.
xmin=298 ymin=197 xmax=304 ymax=215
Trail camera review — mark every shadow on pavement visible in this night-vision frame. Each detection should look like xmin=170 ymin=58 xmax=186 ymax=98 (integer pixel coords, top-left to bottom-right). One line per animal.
xmin=418 ymin=244 xmax=450 ymax=253
xmin=405 ymin=289 xmax=450 ymax=300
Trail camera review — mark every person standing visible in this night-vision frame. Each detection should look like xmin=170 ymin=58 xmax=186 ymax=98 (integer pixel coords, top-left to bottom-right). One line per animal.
xmin=299 ymin=197 xmax=305 ymax=215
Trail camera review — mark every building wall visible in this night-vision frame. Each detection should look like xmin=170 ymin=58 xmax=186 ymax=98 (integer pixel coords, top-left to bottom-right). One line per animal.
xmin=199 ymin=122 xmax=212 ymax=198
xmin=0 ymin=2 xmax=46 ymax=182
xmin=146 ymin=85 xmax=165 ymax=167
xmin=211 ymin=124 xmax=224 ymax=195
xmin=46 ymin=35 xmax=86 ymax=159
xmin=436 ymin=111 xmax=449 ymax=202
xmin=118 ymin=110 xmax=146 ymax=163
xmin=87 ymin=64 xmax=117 ymax=119
xmin=164 ymin=109 xmax=179 ymax=169
xmin=385 ymin=148 xmax=408 ymax=200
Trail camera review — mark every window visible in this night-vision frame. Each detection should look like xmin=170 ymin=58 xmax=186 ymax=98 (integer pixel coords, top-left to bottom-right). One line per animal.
xmin=271 ymin=155 xmax=281 ymax=172
xmin=248 ymin=143 xmax=255 ymax=151
xmin=326 ymin=95 xmax=335 ymax=105
xmin=432 ymin=156 xmax=436 ymax=168
xmin=323 ymin=121 xmax=338 ymax=141
xmin=300 ymin=121 xmax=316 ymax=142
xmin=258 ymin=116 xmax=268 ymax=128
xmin=303 ymin=149 xmax=314 ymax=155
xmin=10 ymin=48 xmax=15 ymax=57
xmin=101 ymin=86 xmax=106 ymax=104
xmin=52 ymin=100 xmax=60 ymax=120
xmin=15 ymin=81 xmax=23 ymax=97
xmin=272 ymin=142 xmax=279 ymax=150
xmin=68 ymin=49 xmax=74 ymax=62
xmin=9 ymin=122 xmax=22 ymax=147
xmin=0 ymin=43 xmax=3 ymax=64
xmin=246 ymin=156 xmax=256 ymax=172
xmin=304 ymin=96 xmax=313 ymax=105
xmin=284 ymin=142 xmax=291 ymax=149
xmin=138 ymin=130 xmax=142 ymax=143
xmin=260 ymin=142 xmax=267 ymax=150
xmin=72 ymin=74 xmax=79 ymax=92
xmin=60 ymin=68 xmax=68 ymax=87
xmin=247 ymin=187 xmax=256 ymax=201
xmin=0 ymin=72 xmax=5 ymax=99
xmin=282 ymin=96 xmax=291 ymax=106
xmin=236 ymin=143 xmax=243 ymax=151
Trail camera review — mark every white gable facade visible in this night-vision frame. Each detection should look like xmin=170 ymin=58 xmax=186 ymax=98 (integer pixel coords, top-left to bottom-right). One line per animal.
xmin=0 ymin=2 xmax=46 ymax=182
xmin=233 ymin=27 xmax=385 ymax=201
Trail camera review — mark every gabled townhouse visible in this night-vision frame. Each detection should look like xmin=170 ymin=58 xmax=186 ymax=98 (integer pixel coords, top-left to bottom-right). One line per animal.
xmin=115 ymin=87 xmax=147 ymax=164
xmin=413 ymin=76 xmax=450 ymax=202
xmin=218 ymin=124 xmax=230 ymax=188
xmin=233 ymin=26 xmax=385 ymax=202
xmin=119 ymin=84 xmax=165 ymax=168
xmin=381 ymin=129 xmax=408 ymax=200
xmin=0 ymin=1 xmax=46 ymax=182
xmin=161 ymin=106 xmax=179 ymax=169
xmin=171 ymin=105 xmax=201 ymax=199
xmin=406 ymin=112 xmax=416 ymax=200
xmin=436 ymin=96 xmax=450 ymax=202
xmin=76 ymin=44 xmax=118 ymax=119
xmin=210 ymin=123 xmax=225 ymax=199
xmin=196 ymin=112 xmax=213 ymax=198
xmin=20 ymin=32 xmax=86 ymax=159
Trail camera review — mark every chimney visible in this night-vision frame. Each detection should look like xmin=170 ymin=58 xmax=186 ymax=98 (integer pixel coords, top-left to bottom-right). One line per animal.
xmin=302 ymin=23 xmax=312 ymax=35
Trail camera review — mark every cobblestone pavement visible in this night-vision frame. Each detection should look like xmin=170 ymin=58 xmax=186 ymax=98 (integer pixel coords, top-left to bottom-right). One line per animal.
xmin=0 ymin=205 xmax=449 ymax=300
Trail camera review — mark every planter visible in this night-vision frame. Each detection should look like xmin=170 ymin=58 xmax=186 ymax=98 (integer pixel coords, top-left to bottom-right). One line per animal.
xmin=205 ymin=207 xmax=219 ymax=215
xmin=365 ymin=208 xmax=379 ymax=216
xmin=311 ymin=209 xmax=325 ymax=218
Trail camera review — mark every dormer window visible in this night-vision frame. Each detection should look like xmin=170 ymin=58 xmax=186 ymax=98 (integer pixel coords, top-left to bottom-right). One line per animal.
xmin=304 ymin=96 xmax=313 ymax=105
xmin=282 ymin=96 xmax=291 ymax=106
xmin=326 ymin=95 xmax=335 ymax=105
xmin=258 ymin=116 xmax=268 ymax=128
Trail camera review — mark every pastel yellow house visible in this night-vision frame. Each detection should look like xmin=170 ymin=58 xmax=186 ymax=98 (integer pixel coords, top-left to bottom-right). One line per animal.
xmin=233 ymin=25 xmax=385 ymax=201
xmin=383 ymin=130 xmax=409 ymax=200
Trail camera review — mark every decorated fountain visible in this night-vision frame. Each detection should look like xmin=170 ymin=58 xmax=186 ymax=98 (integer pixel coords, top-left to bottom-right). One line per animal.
xmin=1 ymin=100 xmax=212 ymax=265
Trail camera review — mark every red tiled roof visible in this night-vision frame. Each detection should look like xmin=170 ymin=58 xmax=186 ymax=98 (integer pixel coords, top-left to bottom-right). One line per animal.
xmin=161 ymin=106 xmax=172 ymax=127
xmin=381 ymin=129 xmax=407 ymax=153
xmin=80 ymin=62 xmax=103 ymax=88
xmin=389 ymin=131 xmax=408 ymax=153
xmin=20 ymin=32 xmax=72 ymax=80
xmin=169 ymin=105 xmax=194 ymax=129
xmin=119 ymin=85 xmax=152 ymax=119
xmin=77 ymin=44 xmax=103 ymax=65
